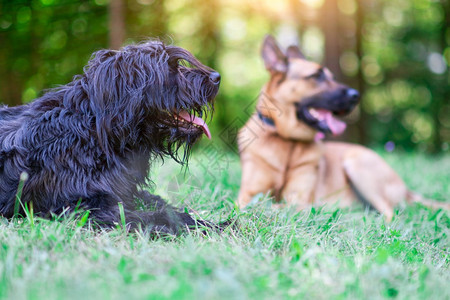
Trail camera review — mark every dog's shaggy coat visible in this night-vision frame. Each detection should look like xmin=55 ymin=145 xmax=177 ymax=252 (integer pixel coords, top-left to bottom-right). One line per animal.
xmin=0 ymin=40 xmax=220 ymax=233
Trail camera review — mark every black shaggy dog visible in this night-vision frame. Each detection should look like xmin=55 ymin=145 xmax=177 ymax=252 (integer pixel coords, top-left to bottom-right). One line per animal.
xmin=0 ymin=40 xmax=221 ymax=234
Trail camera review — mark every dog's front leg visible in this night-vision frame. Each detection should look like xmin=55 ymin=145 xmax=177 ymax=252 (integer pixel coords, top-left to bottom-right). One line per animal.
xmin=238 ymin=155 xmax=279 ymax=209
xmin=281 ymin=164 xmax=319 ymax=210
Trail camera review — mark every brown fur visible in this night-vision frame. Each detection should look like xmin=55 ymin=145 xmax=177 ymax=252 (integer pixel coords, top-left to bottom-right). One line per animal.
xmin=238 ymin=35 xmax=449 ymax=221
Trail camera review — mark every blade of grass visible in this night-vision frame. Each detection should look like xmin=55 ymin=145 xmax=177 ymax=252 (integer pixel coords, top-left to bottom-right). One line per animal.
xmin=118 ymin=202 xmax=126 ymax=232
xmin=13 ymin=172 xmax=29 ymax=219
xmin=77 ymin=210 xmax=90 ymax=228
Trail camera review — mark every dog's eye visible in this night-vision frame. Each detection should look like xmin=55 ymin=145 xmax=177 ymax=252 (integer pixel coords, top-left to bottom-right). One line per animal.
xmin=168 ymin=58 xmax=180 ymax=69
xmin=307 ymin=69 xmax=325 ymax=81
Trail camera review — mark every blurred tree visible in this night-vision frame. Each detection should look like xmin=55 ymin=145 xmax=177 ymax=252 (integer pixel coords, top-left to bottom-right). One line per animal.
xmin=321 ymin=0 xmax=343 ymax=80
xmin=362 ymin=0 xmax=450 ymax=152
xmin=0 ymin=0 xmax=448 ymax=152
xmin=355 ymin=0 xmax=366 ymax=144
xmin=126 ymin=0 xmax=167 ymax=39
xmin=0 ymin=0 xmax=108 ymax=106
xmin=435 ymin=0 xmax=450 ymax=151
xmin=109 ymin=0 xmax=125 ymax=49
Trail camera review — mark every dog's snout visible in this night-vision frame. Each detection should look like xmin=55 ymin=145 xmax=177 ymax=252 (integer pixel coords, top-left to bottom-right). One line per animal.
xmin=346 ymin=88 xmax=360 ymax=102
xmin=209 ymin=72 xmax=221 ymax=84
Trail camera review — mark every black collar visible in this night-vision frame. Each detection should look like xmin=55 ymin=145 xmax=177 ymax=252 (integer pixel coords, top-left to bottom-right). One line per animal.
xmin=257 ymin=110 xmax=275 ymax=127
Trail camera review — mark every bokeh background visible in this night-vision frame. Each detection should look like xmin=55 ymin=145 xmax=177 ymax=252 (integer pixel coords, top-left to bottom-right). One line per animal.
xmin=1 ymin=0 xmax=449 ymax=152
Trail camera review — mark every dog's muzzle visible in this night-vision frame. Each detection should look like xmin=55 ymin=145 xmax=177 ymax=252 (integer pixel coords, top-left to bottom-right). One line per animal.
xmin=296 ymin=87 xmax=360 ymax=136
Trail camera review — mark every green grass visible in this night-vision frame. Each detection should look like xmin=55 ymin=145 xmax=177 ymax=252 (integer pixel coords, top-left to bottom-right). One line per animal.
xmin=1 ymin=150 xmax=449 ymax=300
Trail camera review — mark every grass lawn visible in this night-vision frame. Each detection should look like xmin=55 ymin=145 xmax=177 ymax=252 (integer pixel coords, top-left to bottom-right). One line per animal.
xmin=0 ymin=149 xmax=449 ymax=299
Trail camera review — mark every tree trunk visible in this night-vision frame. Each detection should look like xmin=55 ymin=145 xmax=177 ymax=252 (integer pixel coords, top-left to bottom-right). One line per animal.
xmin=109 ymin=0 xmax=125 ymax=49
xmin=355 ymin=0 xmax=367 ymax=145
xmin=433 ymin=0 xmax=450 ymax=152
xmin=321 ymin=0 xmax=342 ymax=80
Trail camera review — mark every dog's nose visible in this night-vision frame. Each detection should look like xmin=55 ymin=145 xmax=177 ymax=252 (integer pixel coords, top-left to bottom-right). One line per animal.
xmin=209 ymin=72 xmax=221 ymax=84
xmin=346 ymin=88 xmax=360 ymax=103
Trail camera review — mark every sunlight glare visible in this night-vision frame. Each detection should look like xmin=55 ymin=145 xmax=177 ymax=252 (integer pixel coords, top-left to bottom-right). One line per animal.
xmin=300 ymin=0 xmax=324 ymax=9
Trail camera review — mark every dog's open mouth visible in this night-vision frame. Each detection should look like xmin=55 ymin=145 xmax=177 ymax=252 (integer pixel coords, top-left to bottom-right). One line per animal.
xmin=295 ymin=88 xmax=359 ymax=137
xmin=175 ymin=111 xmax=211 ymax=139
xmin=308 ymin=108 xmax=347 ymax=136
xmin=296 ymin=105 xmax=348 ymax=136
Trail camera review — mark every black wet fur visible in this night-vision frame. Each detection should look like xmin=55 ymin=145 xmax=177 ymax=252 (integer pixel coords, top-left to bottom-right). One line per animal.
xmin=0 ymin=40 xmax=221 ymax=235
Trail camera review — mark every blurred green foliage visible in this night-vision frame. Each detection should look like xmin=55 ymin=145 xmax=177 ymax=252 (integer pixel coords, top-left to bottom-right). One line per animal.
xmin=0 ymin=0 xmax=449 ymax=152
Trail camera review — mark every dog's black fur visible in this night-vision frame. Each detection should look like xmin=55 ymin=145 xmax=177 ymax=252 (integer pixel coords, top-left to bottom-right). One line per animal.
xmin=0 ymin=40 xmax=220 ymax=234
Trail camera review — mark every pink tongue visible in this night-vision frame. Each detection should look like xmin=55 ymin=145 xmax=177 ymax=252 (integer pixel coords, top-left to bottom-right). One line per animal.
xmin=315 ymin=132 xmax=325 ymax=142
xmin=316 ymin=109 xmax=347 ymax=136
xmin=178 ymin=111 xmax=211 ymax=139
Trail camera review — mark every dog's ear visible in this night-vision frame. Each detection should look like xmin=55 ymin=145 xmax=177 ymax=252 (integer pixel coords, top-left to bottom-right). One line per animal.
xmin=261 ymin=35 xmax=287 ymax=74
xmin=286 ymin=45 xmax=305 ymax=60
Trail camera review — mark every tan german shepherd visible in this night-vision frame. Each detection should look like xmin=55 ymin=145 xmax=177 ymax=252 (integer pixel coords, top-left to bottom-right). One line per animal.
xmin=237 ymin=35 xmax=449 ymax=221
